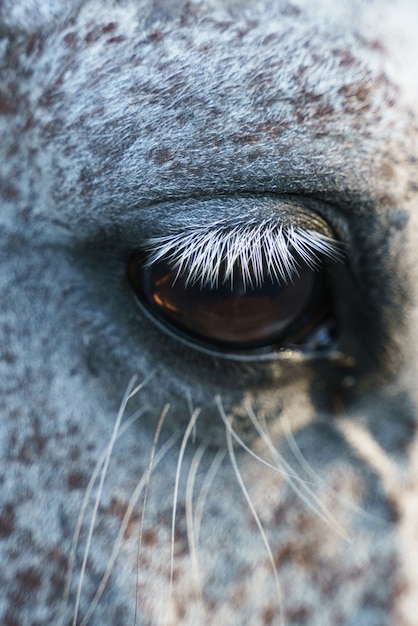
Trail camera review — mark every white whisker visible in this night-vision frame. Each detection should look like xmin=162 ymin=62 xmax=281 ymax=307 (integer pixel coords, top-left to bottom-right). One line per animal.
xmin=127 ymin=371 xmax=157 ymax=400
xmin=194 ymin=449 xmax=225 ymax=549
xmin=168 ymin=408 xmax=201 ymax=618
xmin=134 ymin=404 xmax=171 ymax=626
xmin=71 ymin=375 xmax=139 ymax=626
xmin=80 ymin=415 xmax=177 ymax=626
xmin=217 ymin=399 xmax=314 ymax=484
xmin=59 ymin=403 xmax=150 ymax=626
xmin=185 ymin=443 xmax=207 ymax=614
xmin=244 ymin=400 xmax=351 ymax=541
xmin=217 ymin=396 xmax=285 ymax=626
xmin=280 ymin=413 xmax=383 ymax=523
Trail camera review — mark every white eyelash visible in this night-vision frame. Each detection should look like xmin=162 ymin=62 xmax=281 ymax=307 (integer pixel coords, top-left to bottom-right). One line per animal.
xmin=145 ymin=219 xmax=342 ymax=290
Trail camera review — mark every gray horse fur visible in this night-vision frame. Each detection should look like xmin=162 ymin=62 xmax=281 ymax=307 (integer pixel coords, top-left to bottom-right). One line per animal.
xmin=1 ymin=0 xmax=418 ymax=624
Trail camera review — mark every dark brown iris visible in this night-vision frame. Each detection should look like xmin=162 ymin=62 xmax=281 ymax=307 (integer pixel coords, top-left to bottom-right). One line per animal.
xmin=128 ymin=252 xmax=332 ymax=353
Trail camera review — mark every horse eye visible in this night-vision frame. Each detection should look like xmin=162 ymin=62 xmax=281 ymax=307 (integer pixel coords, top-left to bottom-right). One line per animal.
xmin=127 ymin=252 xmax=336 ymax=357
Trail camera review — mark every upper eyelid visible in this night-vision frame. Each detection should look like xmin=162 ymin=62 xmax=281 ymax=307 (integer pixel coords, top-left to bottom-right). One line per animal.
xmin=144 ymin=218 xmax=343 ymax=290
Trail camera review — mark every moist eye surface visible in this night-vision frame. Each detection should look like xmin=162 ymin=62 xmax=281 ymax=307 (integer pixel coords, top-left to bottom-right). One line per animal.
xmin=128 ymin=253 xmax=332 ymax=350
xmin=127 ymin=218 xmax=340 ymax=357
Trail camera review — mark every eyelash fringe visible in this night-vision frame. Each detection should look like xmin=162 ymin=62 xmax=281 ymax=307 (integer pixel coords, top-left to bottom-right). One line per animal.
xmin=145 ymin=219 xmax=342 ymax=290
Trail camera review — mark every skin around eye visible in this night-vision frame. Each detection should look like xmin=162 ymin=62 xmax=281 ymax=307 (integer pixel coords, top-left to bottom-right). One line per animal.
xmin=128 ymin=252 xmax=335 ymax=354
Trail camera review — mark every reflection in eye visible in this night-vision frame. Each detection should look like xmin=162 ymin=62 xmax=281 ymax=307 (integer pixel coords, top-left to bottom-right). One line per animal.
xmin=129 ymin=255 xmax=333 ymax=351
xmin=127 ymin=223 xmax=341 ymax=357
